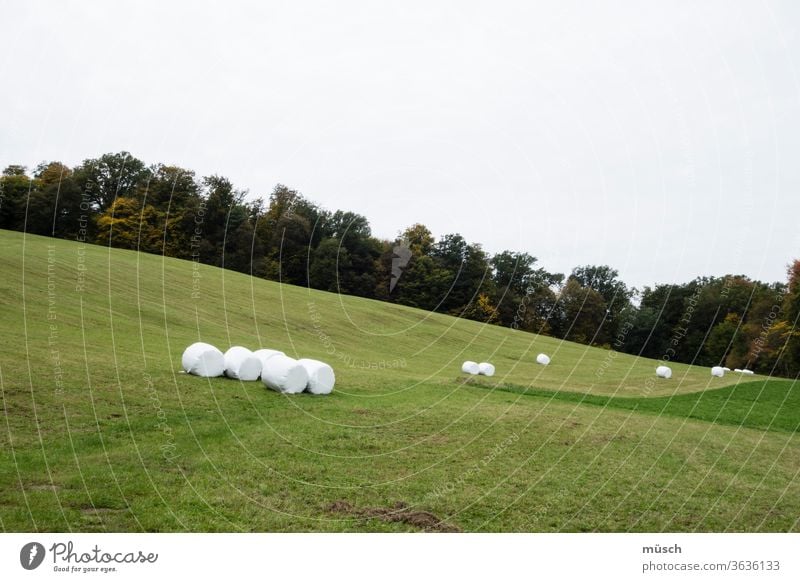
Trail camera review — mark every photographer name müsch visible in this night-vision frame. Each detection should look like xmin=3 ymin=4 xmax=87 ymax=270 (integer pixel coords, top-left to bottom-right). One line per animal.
xmin=643 ymin=543 xmax=682 ymax=554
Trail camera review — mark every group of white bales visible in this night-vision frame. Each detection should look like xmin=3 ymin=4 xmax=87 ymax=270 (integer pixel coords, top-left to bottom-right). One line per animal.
xmin=183 ymin=342 xmax=754 ymax=391
xmin=657 ymin=364 xmax=754 ymax=379
xmin=461 ymin=353 xmax=551 ymax=376
xmin=181 ymin=342 xmax=335 ymax=395
xmin=462 ymin=354 xmax=754 ymax=379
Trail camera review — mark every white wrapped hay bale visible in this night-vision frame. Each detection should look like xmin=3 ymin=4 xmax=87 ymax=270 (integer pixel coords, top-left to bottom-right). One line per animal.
xmin=461 ymin=361 xmax=479 ymax=375
xmin=655 ymin=365 xmax=672 ymax=379
xmin=253 ymin=348 xmax=285 ymax=372
xmin=536 ymin=353 xmax=551 ymax=366
xmin=711 ymin=366 xmax=725 ymax=377
xmin=742 ymin=369 xmax=755 ymax=375
xmin=733 ymin=369 xmax=743 ymax=373
xmin=478 ymin=362 xmax=495 ymax=377
xmin=181 ymin=342 xmax=225 ymax=377
xmin=261 ymin=354 xmax=309 ymax=394
xmin=298 ymin=358 xmax=336 ymax=395
xmin=223 ymin=346 xmax=262 ymax=381
xmin=722 ymin=367 xmax=731 ymax=372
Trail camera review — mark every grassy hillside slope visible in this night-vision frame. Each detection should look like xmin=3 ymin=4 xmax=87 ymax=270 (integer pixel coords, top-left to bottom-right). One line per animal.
xmin=0 ymin=230 xmax=797 ymax=532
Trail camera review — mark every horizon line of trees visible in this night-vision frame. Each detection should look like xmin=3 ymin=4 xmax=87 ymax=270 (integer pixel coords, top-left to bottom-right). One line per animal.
xmin=2 ymin=151 xmax=799 ymax=378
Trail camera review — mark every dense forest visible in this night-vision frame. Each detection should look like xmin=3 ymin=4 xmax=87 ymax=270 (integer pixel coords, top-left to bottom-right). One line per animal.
xmin=2 ymin=151 xmax=799 ymax=377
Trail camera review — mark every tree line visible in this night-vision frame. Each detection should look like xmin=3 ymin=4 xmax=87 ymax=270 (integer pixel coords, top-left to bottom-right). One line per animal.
xmin=2 ymin=151 xmax=799 ymax=377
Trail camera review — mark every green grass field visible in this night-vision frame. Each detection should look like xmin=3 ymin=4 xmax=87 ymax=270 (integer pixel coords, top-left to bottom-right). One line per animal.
xmin=1 ymin=229 xmax=798 ymax=532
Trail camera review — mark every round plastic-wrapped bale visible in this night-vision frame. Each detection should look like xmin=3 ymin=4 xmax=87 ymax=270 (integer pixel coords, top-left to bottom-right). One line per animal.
xmin=461 ymin=361 xmax=479 ymax=375
xmin=742 ymin=369 xmax=755 ymax=375
xmin=711 ymin=366 xmax=725 ymax=377
xmin=223 ymin=346 xmax=262 ymax=381
xmin=298 ymin=358 xmax=336 ymax=395
xmin=536 ymin=353 xmax=550 ymax=366
xmin=722 ymin=367 xmax=731 ymax=372
xmin=253 ymin=348 xmax=285 ymax=372
xmin=182 ymin=342 xmax=225 ymax=377
xmin=655 ymin=365 xmax=672 ymax=379
xmin=261 ymin=355 xmax=309 ymax=394
xmin=478 ymin=362 xmax=495 ymax=377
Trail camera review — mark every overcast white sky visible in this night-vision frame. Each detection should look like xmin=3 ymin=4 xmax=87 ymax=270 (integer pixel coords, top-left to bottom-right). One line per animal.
xmin=1 ymin=1 xmax=798 ymax=289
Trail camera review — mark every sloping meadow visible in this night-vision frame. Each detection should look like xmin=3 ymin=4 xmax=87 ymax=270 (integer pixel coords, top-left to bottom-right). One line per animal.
xmin=0 ymin=230 xmax=797 ymax=532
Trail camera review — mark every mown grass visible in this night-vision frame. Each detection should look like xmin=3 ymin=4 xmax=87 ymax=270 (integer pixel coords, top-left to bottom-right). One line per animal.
xmin=1 ymin=229 xmax=798 ymax=532
xmin=479 ymin=379 xmax=800 ymax=434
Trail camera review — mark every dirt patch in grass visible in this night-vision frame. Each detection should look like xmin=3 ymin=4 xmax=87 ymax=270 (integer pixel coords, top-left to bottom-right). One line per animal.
xmin=328 ymin=500 xmax=459 ymax=532
xmin=456 ymin=376 xmax=492 ymax=387
xmin=79 ymin=505 xmax=126 ymax=516
xmin=26 ymin=483 xmax=61 ymax=492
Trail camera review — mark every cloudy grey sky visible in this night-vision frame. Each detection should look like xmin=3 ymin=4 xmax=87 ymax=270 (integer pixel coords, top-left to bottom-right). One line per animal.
xmin=1 ymin=1 xmax=798 ymax=289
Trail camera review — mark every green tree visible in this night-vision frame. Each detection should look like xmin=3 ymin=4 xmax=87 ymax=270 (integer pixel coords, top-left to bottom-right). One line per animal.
xmin=258 ymin=184 xmax=324 ymax=285
xmin=195 ymin=176 xmax=242 ymax=266
xmin=73 ymin=152 xmax=149 ymax=211
xmin=704 ymin=313 xmax=742 ymax=365
xmin=490 ymin=251 xmax=562 ymax=332
xmin=138 ymin=164 xmax=199 ymax=211
xmin=492 ymin=251 xmax=538 ymax=295
xmin=0 ymin=166 xmax=32 ymax=230
xmin=781 ymin=260 xmax=800 ymax=372
xmin=553 ymin=278 xmax=609 ymax=345
xmin=391 ymin=254 xmax=451 ymax=310
xmin=24 ymin=162 xmax=84 ymax=238
xmin=431 ymin=234 xmax=493 ymax=316
xmin=309 ymin=237 xmax=349 ymax=293
xmin=570 ymin=265 xmax=632 ymax=342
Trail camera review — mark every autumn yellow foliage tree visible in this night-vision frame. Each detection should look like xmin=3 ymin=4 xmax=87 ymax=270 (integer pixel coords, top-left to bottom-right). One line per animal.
xmin=95 ymin=197 xmax=164 ymax=253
